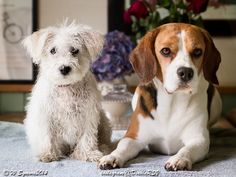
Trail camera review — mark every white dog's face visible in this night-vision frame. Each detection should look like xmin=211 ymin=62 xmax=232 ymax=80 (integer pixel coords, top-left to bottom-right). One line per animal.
xmin=23 ymin=23 xmax=104 ymax=86
xmin=130 ymin=23 xmax=221 ymax=95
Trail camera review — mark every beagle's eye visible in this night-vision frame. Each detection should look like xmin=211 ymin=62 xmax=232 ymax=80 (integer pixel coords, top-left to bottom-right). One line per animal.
xmin=160 ymin=47 xmax=171 ymax=57
xmin=70 ymin=47 xmax=79 ymax=56
xmin=50 ymin=47 xmax=56 ymax=55
xmin=192 ymin=48 xmax=202 ymax=58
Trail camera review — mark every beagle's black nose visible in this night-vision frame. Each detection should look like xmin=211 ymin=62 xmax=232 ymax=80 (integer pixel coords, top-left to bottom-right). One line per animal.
xmin=177 ymin=67 xmax=194 ymax=82
xmin=59 ymin=66 xmax=71 ymax=76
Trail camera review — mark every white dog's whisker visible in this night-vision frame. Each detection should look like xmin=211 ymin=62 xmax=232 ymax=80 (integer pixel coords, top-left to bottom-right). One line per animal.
xmin=57 ymin=84 xmax=71 ymax=88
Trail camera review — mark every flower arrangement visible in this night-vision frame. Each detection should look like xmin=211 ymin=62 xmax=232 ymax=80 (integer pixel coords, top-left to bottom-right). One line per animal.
xmin=92 ymin=30 xmax=134 ymax=81
xmin=124 ymin=0 xmax=219 ymax=42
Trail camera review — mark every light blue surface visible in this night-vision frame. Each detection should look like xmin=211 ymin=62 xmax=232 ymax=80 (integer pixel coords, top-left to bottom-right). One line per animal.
xmin=0 ymin=121 xmax=236 ymax=177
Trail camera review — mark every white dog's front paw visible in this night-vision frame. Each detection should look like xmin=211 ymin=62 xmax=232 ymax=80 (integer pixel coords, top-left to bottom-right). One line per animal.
xmin=98 ymin=154 xmax=123 ymax=170
xmin=71 ymin=149 xmax=103 ymax=162
xmin=165 ymin=155 xmax=192 ymax=171
xmin=87 ymin=150 xmax=103 ymax=162
xmin=38 ymin=152 xmax=60 ymax=163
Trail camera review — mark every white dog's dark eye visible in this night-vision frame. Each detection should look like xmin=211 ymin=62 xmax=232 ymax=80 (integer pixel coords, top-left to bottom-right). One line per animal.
xmin=50 ymin=47 xmax=56 ymax=55
xmin=70 ymin=47 xmax=79 ymax=56
xmin=192 ymin=48 xmax=202 ymax=58
xmin=160 ymin=47 xmax=171 ymax=57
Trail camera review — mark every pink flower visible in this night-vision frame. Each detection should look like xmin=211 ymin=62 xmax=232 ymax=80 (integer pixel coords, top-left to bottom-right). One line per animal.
xmin=123 ymin=0 xmax=149 ymax=24
xmin=123 ymin=11 xmax=132 ymax=24
xmin=186 ymin=0 xmax=209 ymax=13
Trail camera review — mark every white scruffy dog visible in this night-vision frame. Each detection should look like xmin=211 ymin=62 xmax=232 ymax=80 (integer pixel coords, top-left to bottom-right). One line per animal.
xmin=23 ymin=22 xmax=111 ymax=162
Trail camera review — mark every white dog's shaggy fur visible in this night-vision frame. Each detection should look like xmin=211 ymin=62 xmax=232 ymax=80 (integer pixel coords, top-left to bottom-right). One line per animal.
xmin=23 ymin=22 xmax=111 ymax=162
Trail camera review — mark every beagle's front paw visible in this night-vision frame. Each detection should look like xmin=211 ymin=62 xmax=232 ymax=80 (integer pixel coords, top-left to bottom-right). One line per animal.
xmin=98 ymin=154 xmax=124 ymax=170
xmin=165 ymin=155 xmax=192 ymax=171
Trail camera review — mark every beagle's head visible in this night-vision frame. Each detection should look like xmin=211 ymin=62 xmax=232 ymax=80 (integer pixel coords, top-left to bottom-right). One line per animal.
xmin=130 ymin=23 xmax=221 ymax=94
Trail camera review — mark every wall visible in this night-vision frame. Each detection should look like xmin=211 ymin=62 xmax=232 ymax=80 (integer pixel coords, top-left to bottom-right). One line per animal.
xmin=38 ymin=0 xmax=108 ymax=33
xmin=0 ymin=93 xmax=28 ymax=112
xmin=0 ymin=0 xmax=108 ymax=113
xmin=214 ymin=37 xmax=236 ymax=86
xmin=0 ymin=1 xmax=236 ymax=115
xmin=1 ymin=92 xmax=236 ymax=115
xmin=202 ymin=5 xmax=236 ymax=87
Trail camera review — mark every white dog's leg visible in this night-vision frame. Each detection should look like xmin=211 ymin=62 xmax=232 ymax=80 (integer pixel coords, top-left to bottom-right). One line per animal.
xmin=25 ymin=103 xmax=63 ymax=162
xmin=70 ymin=132 xmax=103 ymax=162
xmin=98 ymin=112 xmax=112 ymax=155
xmin=25 ymin=117 xmax=57 ymax=162
xmin=165 ymin=134 xmax=209 ymax=171
xmin=98 ymin=137 xmax=146 ymax=169
xmin=70 ymin=113 xmax=103 ymax=162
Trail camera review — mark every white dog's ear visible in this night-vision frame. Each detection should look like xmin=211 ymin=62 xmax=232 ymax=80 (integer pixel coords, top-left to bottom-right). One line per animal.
xmin=81 ymin=30 xmax=104 ymax=60
xmin=22 ymin=28 xmax=54 ymax=64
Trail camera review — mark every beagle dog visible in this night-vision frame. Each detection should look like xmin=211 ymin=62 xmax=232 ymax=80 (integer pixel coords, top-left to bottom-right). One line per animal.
xmin=99 ymin=23 xmax=222 ymax=171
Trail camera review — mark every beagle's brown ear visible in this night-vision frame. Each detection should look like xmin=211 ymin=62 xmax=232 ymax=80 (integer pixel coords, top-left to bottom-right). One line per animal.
xmin=129 ymin=28 xmax=162 ymax=84
xmin=201 ymin=29 xmax=221 ymax=85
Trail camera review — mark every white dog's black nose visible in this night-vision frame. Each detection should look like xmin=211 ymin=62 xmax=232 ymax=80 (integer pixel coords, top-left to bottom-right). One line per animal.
xmin=59 ymin=65 xmax=72 ymax=76
xmin=177 ymin=67 xmax=194 ymax=82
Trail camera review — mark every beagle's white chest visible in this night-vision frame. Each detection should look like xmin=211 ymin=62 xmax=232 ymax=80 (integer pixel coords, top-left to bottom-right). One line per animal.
xmin=136 ymin=89 xmax=208 ymax=155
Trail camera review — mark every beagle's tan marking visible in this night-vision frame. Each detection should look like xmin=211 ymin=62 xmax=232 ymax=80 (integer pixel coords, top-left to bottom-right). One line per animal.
xmin=125 ymin=84 xmax=157 ymax=139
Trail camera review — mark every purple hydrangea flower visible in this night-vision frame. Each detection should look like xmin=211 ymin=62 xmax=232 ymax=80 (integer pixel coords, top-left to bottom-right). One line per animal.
xmin=92 ymin=30 xmax=134 ymax=81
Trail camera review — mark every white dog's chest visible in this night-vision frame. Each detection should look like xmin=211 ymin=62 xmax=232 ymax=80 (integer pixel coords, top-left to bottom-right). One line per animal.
xmin=47 ymin=87 xmax=100 ymax=145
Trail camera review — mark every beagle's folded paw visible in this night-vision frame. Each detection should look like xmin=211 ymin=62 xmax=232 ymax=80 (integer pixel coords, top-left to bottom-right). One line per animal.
xmin=165 ymin=155 xmax=192 ymax=171
xmin=98 ymin=154 xmax=123 ymax=170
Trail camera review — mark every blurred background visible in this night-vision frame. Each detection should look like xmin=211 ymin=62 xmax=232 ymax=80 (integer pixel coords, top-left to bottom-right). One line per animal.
xmin=0 ymin=0 xmax=235 ymax=129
